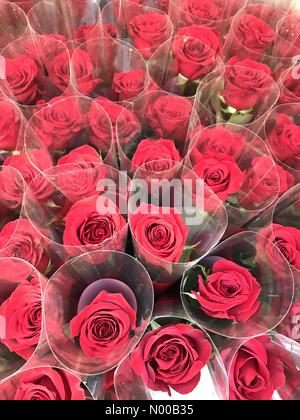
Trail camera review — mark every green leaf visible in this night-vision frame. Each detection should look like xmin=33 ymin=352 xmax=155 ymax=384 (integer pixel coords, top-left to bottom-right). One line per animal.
xmin=182 ymin=292 xmax=198 ymax=300
xmin=179 ymin=241 xmax=202 ymax=263
xmin=150 ymin=320 xmax=161 ymax=331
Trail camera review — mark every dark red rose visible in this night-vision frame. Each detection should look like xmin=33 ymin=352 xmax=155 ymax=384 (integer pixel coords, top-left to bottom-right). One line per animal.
xmin=74 ymin=24 xmax=96 ymax=42
xmin=130 ymin=323 xmax=212 ymax=395
xmin=0 ymin=368 xmax=86 ymax=400
xmin=193 ymin=259 xmax=261 ymax=322
xmin=279 ymin=69 xmax=300 ymax=104
xmin=102 ymin=23 xmax=117 ymax=38
xmin=3 ymin=150 xmax=54 ymax=201
xmin=0 ymin=100 xmax=21 ymax=151
xmin=5 ymin=55 xmax=39 ymax=104
xmin=268 ymin=114 xmax=300 ymax=166
xmin=0 ymin=274 xmax=42 ymax=359
xmin=63 ymin=195 xmax=127 ymax=251
xmin=70 ymin=290 xmax=136 ymax=358
xmin=95 ymin=96 xmax=140 ymax=143
xmin=128 ymin=12 xmax=171 ymax=59
xmin=193 ymin=152 xmax=245 ymax=201
xmin=222 ymin=57 xmax=272 ymax=110
xmin=112 ymin=69 xmax=147 ymax=101
xmin=47 ymin=49 xmax=71 ymax=93
xmin=172 ymin=25 xmax=222 ymax=80
xmin=181 ymin=0 xmax=220 ymax=25
xmin=146 ymin=95 xmax=192 ymax=143
xmin=87 ymin=100 xmax=113 ymax=151
xmin=57 ymin=145 xmax=103 ymax=202
xmin=228 ymin=336 xmax=286 ymax=400
xmin=32 ymin=97 xmax=84 ymax=151
xmin=72 ymin=48 xmax=102 ymax=95
xmin=0 ymin=219 xmax=50 ymax=273
xmin=258 ymin=223 xmax=300 ymax=272
xmin=190 ymin=126 xmax=246 ymax=160
xmin=232 ymin=13 xmax=276 ymax=56
xmin=130 ymin=203 xmax=188 ymax=263
xmin=239 ymin=155 xmax=293 ymax=208
xmin=132 ymin=138 xmax=181 ymax=171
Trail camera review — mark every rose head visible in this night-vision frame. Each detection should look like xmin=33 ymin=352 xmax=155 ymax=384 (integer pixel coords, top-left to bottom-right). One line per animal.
xmin=47 ymin=49 xmax=71 ymax=93
xmin=132 ymin=138 xmax=181 ymax=172
xmin=130 ymin=323 xmax=212 ymax=395
xmin=63 ymin=195 xmax=127 ymax=253
xmin=228 ymin=336 xmax=286 ymax=400
xmin=222 ymin=57 xmax=272 ymax=110
xmin=74 ymin=25 xmax=96 ymax=42
xmin=182 ymin=0 xmax=220 ymax=25
xmin=0 ymin=275 xmax=42 ymax=359
xmin=172 ymin=25 xmax=222 ymax=81
xmin=279 ymin=68 xmax=300 ymax=104
xmin=112 ymin=69 xmax=147 ymax=101
xmin=70 ymin=290 xmax=137 ymax=359
xmin=128 ymin=12 xmax=171 ymax=60
xmin=268 ymin=114 xmax=300 ymax=166
xmin=0 ymin=367 xmax=86 ymax=400
xmin=72 ymin=48 xmax=102 ymax=95
xmin=130 ymin=203 xmax=188 ymax=263
xmin=193 ymin=259 xmax=261 ymax=322
xmin=0 ymin=167 xmax=24 ymax=210
xmin=258 ymin=224 xmax=300 ymax=272
xmin=193 ymin=152 xmax=244 ymax=201
xmin=0 ymin=101 xmax=21 ymax=151
xmin=87 ymin=100 xmax=113 ymax=152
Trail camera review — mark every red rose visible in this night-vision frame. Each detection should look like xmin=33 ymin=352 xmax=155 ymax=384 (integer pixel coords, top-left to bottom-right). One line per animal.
xmin=112 ymin=69 xmax=147 ymax=101
xmin=228 ymin=336 xmax=286 ymax=400
xmin=132 ymin=138 xmax=181 ymax=171
xmin=0 ymin=167 xmax=24 ymax=210
xmin=103 ymin=23 xmax=117 ymax=38
xmin=222 ymin=57 xmax=272 ymax=110
xmin=47 ymin=49 xmax=71 ymax=93
xmin=239 ymin=156 xmax=293 ymax=208
xmin=128 ymin=12 xmax=171 ymax=59
xmin=258 ymin=223 xmax=300 ymax=272
xmin=268 ymin=113 xmax=300 ymax=166
xmin=190 ymin=126 xmax=246 ymax=160
xmin=130 ymin=323 xmax=212 ymax=395
xmin=87 ymin=100 xmax=113 ymax=151
xmin=32 ymin=97 xmax=84 ymax=151
xmin=70 ymin=290 xmax=136 ymax=358
xmin=130 ymin=203 xmax=188 ymax=263
xmin=287 ymin=301 xmax=300 ymax=343
xmin=0 ymin=100 xmax=21 ymax=151
xmin=74 ymin=24 xmax=96 ymax=42
xmin=71 ymin=48 xmax=102 ymax=95
xmin=232 ymin=13 xmax=276 ymax=56
xmin=146 ymin=95 xmax=192 ymax=143
xmin=0 ymin=274 xmax=42 ymax=359
xmin=5 ymin=55 xmax=39 ymax=104
xmin=0 ymin=368 xmax=86 ymax=400
xmin=193 ymin=152 xmax=245 ymax=201
xmin=95 ymin=96 xmax=140 ymax=143
xmin=0 ymin=219 xmax=50 ymax=273
xmin=57 ymin=146 xmax=103 ymax=202
xmin=63 ymin=195 xmax=127 ymax=251
xmin=172 ymin=25 xmax=222 ymax=80
xmin=193 ymin=259 xmax=261 ymax=322
xmin=3 ymin=150 xmax=54 ymax=201
xmin=279 ymin=70 xmax=300 ymax=104
xmin=181 ymin=0 xmax=220 ymax=25
xmin=276 ymin=15 xmax=300 ymax=58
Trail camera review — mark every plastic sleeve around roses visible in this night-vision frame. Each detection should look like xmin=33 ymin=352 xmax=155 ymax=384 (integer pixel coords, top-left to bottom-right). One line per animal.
xmin=185 ymin=123 xmax=281 ymax=235
xmin=128 ymin=160 xmax=228 ymax=291
xmin=181 ymin=230 xmax=294 ymax=339
xmin=168 ymin=0 xmax=247 ymax=39
xmin=24 ymin=95 xmax=116 ymax=169
xmin=116 ymin=90 xmax=200 ymax=177
xmin=28 ymin=0 xmax=101 ymax=47
xmin=114 ymin=294 xmax=228 ymax=400
xmin=0 ymin=34 xmax=72 ymax=106
xmin=0 ymin=364 xmax=96 ymax=400
xmin=44 ymin=250 xmax=154 ymax=375
xmin=274 ymin=13 xmax=300 ymax=61
xmin=194 ymin=65 xmax=280 ymax=134
xmin=148 ymin=35 xmax=224 ymax=98
xmin=10 ymin=0 xmax=40 ymax=14
xmin=0 ymin=166 xmax=25 ymax=221
xmin=277 ymin=64 xmax=300 ymax=104
xmin=223 ymin=4 xmax=295 ymax=73
xmin=264 ymin=103 xmax=300 ymax=182
xmin=0 ymin=1 xmax=30 ymax=49
xmin=101 ymin=0 xmax=173 ymax=60
xmin=23 ymin=163 xmax=130 ymax=268
xmin=70 ymin=35 xmax=149 ymax=102
xmin=220 ymin=333 xmax=300 ymax=400
xmin=0 ymin=257 xmax=45 ymax=382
